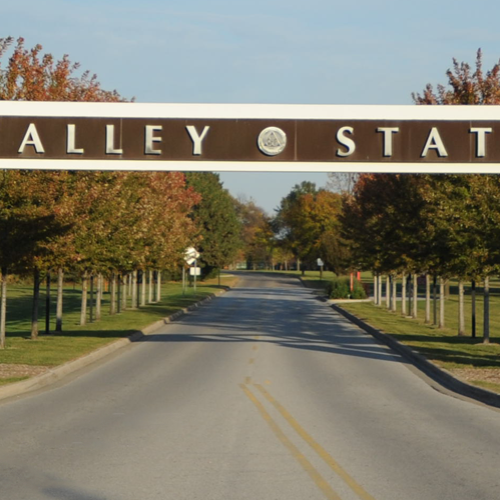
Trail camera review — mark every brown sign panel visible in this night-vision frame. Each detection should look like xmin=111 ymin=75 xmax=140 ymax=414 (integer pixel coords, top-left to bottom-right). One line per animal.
xmin=2 ymin=117 xmax=500 ymax=163
xmin=1 ymin=103 xmax=500 ymax=171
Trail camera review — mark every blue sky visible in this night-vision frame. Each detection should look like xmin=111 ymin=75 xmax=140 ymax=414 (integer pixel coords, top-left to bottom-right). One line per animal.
xmin=2 ymin=0 xmax=500 ymax=213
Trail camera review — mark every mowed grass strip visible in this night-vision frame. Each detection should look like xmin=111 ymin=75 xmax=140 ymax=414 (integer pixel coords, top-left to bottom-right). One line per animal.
xmin=340 ymin=293 xmax=500 ymax=393
xmin=0 ymin=275 xmax=238 ymax=380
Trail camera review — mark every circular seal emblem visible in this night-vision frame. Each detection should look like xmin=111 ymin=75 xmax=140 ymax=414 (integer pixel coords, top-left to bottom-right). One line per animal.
xmin=257 ymin=127 xmax=287 ymax=156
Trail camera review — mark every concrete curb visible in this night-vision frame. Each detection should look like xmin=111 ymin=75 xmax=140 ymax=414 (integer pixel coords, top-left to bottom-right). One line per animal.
xmin=0 ymin=287 xmax=229 ymax=403
xmin=331 ymin=303 xmax=500 ymax=409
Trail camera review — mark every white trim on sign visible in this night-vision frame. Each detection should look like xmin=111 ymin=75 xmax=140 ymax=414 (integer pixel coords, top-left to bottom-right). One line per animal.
xmin=0 ymin=159 xmax=499 ymax=174
xmin=1 ymin=102 xmax=500 ymax=121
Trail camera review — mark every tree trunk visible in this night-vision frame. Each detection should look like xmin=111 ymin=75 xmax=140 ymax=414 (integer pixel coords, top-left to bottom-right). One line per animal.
xmin=89 ymin=274 xmax=94 ymax=323
xmin=377 ymin=273 xmax=382 ymax=306
xmin=408 ymin=274 xmax=412 ymax=316
xmin=117 ymin=274 xmax=122 ymax=313
xmin=433 ymin=276 xmax=438 ymax=326
xmin=425 ymin=274 xmax=431 ymax=324
xmin=157 ymin=270 xmax=162 ymax=302
xmin=121 ymin=274 xmax=127 ymax=311
xmin=140 ymin=270 xmax=146 ymax=307
xmin=45 ymin=270 xmax=51 ymax=335
xmin=148 ymin=270 xmax=153 ymax=303
xmin=385 ymin=276 xmax=390 ymax=309
xmin=373 ymin=273 xmax=378 ymax=304
xmin=31 ymin=267 xmax=41 ymax=339
xmin=458 ymin=280 xmax=465 ymax=336
xmin=122 ymin=272 xmax=127 ymax=299
xmin=56 ymin=268 xmax=63 ymax=333
xmin=131 ymin=270 xmax=138 ymax=309
xmin=484 ymin=277 xmax=490 ymax=344
xmin=110 ymin=273 xmax=117 ymax=315
xmin=471 ymin=280 xmax=476 ymax=338
xmin=401 ymin=272 xmax=407 ymax=316
xmin=391 ymin=275 xmax=397 ymax=312
xmin=80 ymin=271 xmax=88 ymax=326
xmin=96 ymin=273 xmax=102 ymax=321
xmin=412 ymin=274 xmax=418 ymax=319
xmin=0 ymin=267 xmax=7 ymax=349
xmin=439 ymin=277 xmax=445 ymax=329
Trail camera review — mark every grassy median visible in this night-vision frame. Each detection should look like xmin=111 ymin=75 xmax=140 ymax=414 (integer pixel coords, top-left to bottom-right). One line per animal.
xmin=0 ymin=275 xmax=238 ymax=385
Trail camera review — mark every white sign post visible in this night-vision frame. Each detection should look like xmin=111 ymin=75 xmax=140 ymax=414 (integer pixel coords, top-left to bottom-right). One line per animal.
xmin=184 ymin=247 xmax=201 ymax=294
xmin=317 ymin=258 xmax=324 ymax=280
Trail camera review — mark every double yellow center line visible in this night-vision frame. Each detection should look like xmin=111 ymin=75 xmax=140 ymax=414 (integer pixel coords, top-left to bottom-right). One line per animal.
xmin=240 ymin=382 xmax=377 ymax=500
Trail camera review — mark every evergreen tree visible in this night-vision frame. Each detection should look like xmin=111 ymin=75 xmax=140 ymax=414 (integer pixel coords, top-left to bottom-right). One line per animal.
xmin=185 ymin=173 xmax=242 ymax=277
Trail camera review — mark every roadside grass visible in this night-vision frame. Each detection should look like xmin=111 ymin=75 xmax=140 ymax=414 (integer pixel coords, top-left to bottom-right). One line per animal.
xmin=0 ymin=274 xmax=238 ymax=374
xmin=340 ymin=295 xmax=500 ymax=393
xmin=0 ymin=377 xmax=30 ymax=386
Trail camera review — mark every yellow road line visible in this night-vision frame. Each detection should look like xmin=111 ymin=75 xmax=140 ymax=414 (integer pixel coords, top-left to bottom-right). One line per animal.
xmin=255 ymin=384 xmax=377 ymax=500
xmin=245 ymin=376 xmax=252 ymax=384
xmin=239 ymin=384 xmax=342 ymax=500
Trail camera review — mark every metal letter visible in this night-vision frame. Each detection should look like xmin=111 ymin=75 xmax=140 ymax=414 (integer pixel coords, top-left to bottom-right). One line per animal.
xmin=421 ymin=128 xmax=448 ymax=157
xmin=105 ymin=124 xmax=123 ymax=155
xmin=336 ymin=126 xmax=356 ymax=157
xmin=18 ymin=123 xmax=45 ymax=154
xmin=186 ymin=125 xmax=210 ymax=156
xmin=67 ymin=124 xmax=84 ymax=154
xmin=145 ymin=125 xmax=163 ymax=155
xmin=470 ymin=127 xmax=492 ymax=157
xmin=377 ymin=127 xmax=399 ymax=157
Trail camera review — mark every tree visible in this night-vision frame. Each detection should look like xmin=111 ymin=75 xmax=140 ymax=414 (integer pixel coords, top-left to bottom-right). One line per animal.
xmin=275 ymin=183 xmax=348 ymax=274
xmin=342 ymin=174 xmax=439 ymax=317
xmin=0 ymin=171 xmax=73 ymax=344
xmin=0 ymin=37 xmax=125 ymax=102
xmin=412 ymin=49 xmax=500 ymax=340
xmin=234 ymin=197 xmax=274 ymax=270
xmin=274 ymin=182 xmax=319 ymax=270
xmin=0 ymin=36 xmax=127 ymax=344
xmin=326 ymin=173 xmax=359 ymax=195
xmin=412 ymin=49 xmax=500 ymax=105
xmin=185 ymin=173 xmax=242 ymax=278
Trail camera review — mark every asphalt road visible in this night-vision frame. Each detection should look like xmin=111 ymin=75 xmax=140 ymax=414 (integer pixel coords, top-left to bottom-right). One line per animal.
xmin=1 ymin=272 xmax=500 ymax=500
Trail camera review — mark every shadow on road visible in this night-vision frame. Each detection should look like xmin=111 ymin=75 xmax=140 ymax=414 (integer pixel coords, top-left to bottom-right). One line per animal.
xmin=138 ymin=281 xmax=406 ymax=365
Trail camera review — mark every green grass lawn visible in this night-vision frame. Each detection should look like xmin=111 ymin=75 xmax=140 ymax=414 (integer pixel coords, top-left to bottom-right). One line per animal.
xmin=0 ymin=274 xmax=238 ymax=375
